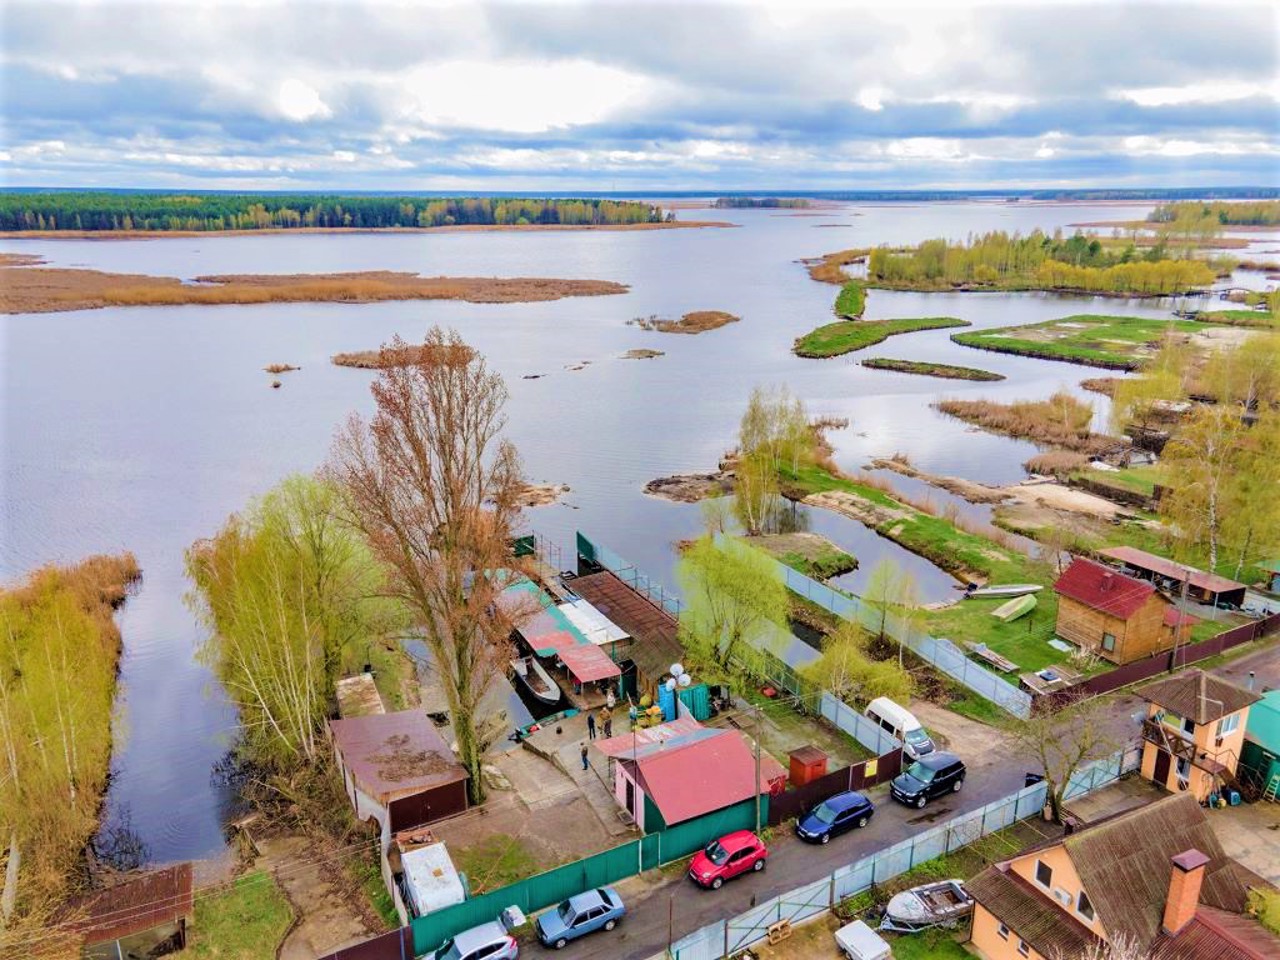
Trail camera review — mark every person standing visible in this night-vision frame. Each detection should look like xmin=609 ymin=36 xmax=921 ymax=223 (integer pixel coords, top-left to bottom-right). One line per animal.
xmin=601 ymin=706 xmax=613 ymax=739
xmin=586 ymin=711 xmax=597 ymax=740
xmin=580 ymin=742 xmax=590 ymax=771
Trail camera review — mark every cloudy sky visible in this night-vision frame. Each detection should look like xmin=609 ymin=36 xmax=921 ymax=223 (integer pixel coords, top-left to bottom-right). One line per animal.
xmin=2 ymin=0 xmax=1277 ymax=191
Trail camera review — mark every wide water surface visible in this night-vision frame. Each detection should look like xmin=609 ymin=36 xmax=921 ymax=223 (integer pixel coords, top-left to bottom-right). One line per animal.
xmin=0 ymin=200 xmax=1236 ymax=862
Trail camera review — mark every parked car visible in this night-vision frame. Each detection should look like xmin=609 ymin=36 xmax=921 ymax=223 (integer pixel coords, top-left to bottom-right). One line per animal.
xmin=865 ymin=697 xmax=935 ymax=760
xmin=431 ymin=920 xmax=519 ymax=960
xmin=688 ymin=830 xmax=769 ymax=889
xmin=795 ymin=790 xmax=875 ymax=844
xmin=535 ymin=887 xmax=625 ymax=950
xmin=890 ymin=752 xmax=966 ymax=809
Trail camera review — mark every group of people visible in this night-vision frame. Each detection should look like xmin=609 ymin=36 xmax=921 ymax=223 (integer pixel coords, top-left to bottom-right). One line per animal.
xmin=581 ymin=688 xmax=618 ymax=769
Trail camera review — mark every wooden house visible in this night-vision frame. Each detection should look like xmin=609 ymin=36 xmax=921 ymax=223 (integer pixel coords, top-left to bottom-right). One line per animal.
xmin=1053 ymin=558 xmax=1184 ymax=665
xmin=1138 ymin=669 xmax=1259 ymax=803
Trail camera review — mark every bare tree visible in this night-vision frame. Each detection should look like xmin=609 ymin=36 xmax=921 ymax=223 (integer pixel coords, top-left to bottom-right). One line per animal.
xmin=1006 ymin=692 xmax=1121 ymax=824
xmin=328 ymin=329 xmax=525 ymax=804
xmin=1055 ymin=932 xmax=1151 ymax=960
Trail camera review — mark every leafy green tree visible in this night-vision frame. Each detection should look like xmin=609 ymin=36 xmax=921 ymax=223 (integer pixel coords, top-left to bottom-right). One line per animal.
xmin=677 ymin=537 xmax=788 ymax=672
xmin=1160 ymin=405 xmax=1249 ymax=571
xmin=862 ymin=557 xmax=921 ymax=665
xmin=801 ymin=621 xmax=913 ymax=705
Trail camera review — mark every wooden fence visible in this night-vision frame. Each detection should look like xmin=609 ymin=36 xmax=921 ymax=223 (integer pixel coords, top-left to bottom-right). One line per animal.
xmin=767 ymin=747 xmax=904 ymax=825
xmin=1041 ymin=611 xmax=1280 ymax=710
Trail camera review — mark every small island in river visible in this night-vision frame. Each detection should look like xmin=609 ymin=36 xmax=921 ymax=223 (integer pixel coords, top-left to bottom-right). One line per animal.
xmin=793 ymin=316 xmax=968 ymax=358
xmin=628 ymin=311 xmax=740 ymax=334
xmin=861 ymin=358 xmax=1004 ymax=381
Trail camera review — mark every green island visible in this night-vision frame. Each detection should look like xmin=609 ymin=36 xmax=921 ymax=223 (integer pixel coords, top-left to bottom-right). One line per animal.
xmin=1193 ymin=308 xmax=1279 ymax=328
xmin=0 ymin=191 xmax=670 ymax=233
xmin=750 ymin=531 xmax=858 ymax=580
xmin=951 ymin=314 xmax=1203 ymax=370
xmin=712 ymin=197 xmax=810 ymax=208
xmin=864 ymin=229 xmax=1218 ymax=296
xmin=834 ymin=279 xmax=867 ymax=318
xmin=861 ymin=358 xmax=1004 ymax=381
xmin=1149 ymin=199 xmax=1280 ymax=227
xmin=794 ymin=316 xmax=968 ymax=358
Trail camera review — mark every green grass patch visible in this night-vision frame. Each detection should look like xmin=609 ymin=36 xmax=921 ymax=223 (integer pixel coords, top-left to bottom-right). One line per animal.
xmin=187 ymin=872 xmax=294 ymax=960
xmin=835 ymin=279 xmax=866 ymax=318
xmin=861 ymin=358 xmax=1004 ymax=381
xmin=779 ymin=549 xmax=857 ymax=580
xmin=943 ymin=684 xmax=1010 ymax=726
xmin=453 ymin=835 xmax=544 ymax=894
xmin=1078 ymin=465 xmax=1164 ymax=497
xmin=889 ymin=929 xmax=971 ymax=960
xmin=352 ymin=847 xmax=399 ymax=930
xmin=924 ymin=593 xmax=1066 ymax=674
xmin=952 ymin=314 xmax=1202 ymax=370
xmin=794 ymin=317 xmax=969 ymax=358
xmin=1196 ymin=309 xmax=1278 ymax=328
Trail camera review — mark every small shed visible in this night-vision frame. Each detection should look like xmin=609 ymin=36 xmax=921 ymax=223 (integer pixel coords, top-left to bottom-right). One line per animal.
xmin=1098 ymin=546 xmax=1248 ymax=608
xmin=1260 ymin=559 xmax=1280 ymax=595
xmin=67 ymin=863 xmax=194 ymax=959
xmin=399 ymin=841 xmax=466 ymax=918
xmin=1053 ymin=558 xmax=1177 ymax=664
xmin=1243 ymin=689 xmax=1280 ymax=799
xmin=329 ymin=709 xmax=470 ymax=833
xmin=336 ymin=672 xmax=385 ymax=718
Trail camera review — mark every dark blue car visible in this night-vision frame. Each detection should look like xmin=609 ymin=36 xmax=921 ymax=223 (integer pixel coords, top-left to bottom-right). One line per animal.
xmin=535 ymin=886 xmax=625 ymax=950
xmin=795 ymin=790 xmax=874 ymax=844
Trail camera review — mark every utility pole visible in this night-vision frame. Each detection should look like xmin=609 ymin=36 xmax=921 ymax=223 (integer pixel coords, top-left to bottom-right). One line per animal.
xmin=1169 ymin=566 xmax=1191 ymax=673
xmin=754 ymin=702 xmax=763 ymax=833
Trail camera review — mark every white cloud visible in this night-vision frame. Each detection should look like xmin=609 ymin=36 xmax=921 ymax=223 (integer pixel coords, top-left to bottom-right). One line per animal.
xmin=276 ymin=78 xmax=331 ymax=122
xmin=1116 ymin=80 xmax=1279 ymax=107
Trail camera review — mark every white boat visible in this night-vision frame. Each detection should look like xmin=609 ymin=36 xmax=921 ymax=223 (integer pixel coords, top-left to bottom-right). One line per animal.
xmin=511 ymin=656 xmax=561 ymax=705
xmin=964 ymin=583 xmax=1044 ymax=599
xmin=879 ymin=879 xmax=974 ymax=933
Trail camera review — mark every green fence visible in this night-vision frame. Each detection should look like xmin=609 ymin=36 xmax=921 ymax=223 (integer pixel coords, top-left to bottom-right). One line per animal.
xmin=409 ymin=798 xmax=769 ymax=954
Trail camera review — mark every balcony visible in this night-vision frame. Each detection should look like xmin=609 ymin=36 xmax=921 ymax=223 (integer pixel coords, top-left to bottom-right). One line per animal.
xmin=1142 ymin=718 xmax=1197 ymax=763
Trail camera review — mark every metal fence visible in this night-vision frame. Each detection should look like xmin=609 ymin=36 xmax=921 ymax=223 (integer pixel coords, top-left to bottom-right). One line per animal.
xmin=577 ymin=532 xmax=682 ymax=618
xmin=758 ymin=547 xmax=1033 ymax=719
xmin=669 ymin=742 xmax=1142 ymax=960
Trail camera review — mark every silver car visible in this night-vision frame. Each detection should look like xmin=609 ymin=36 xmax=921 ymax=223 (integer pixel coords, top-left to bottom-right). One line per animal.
xmin=432 ymin=920 xmax=519 ymax=960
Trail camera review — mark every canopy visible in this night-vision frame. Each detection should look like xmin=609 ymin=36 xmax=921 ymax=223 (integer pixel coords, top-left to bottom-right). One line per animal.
xmin=557 ymin=643 xmax=622 ymax=683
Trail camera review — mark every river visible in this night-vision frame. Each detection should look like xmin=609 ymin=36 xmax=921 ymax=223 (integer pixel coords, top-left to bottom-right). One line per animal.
xmin=2 ymin=200 xmax=1275 ymax=863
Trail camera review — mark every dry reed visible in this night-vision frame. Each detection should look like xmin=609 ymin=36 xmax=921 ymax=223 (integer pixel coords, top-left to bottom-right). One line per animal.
xmin=934 ymin=392 xmax=1123 ymax=454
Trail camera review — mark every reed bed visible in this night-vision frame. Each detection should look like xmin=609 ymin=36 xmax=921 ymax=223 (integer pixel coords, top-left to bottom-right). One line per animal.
xmin=332 ymin=343 xmax=476 ymax=369
xmin=935 ymin=392 xmax=1123 ymax=454
xmin=1024 ymin=451 xmax=1091 ymax=476
xmin=628 ymin=310 xmax=740 ymax=334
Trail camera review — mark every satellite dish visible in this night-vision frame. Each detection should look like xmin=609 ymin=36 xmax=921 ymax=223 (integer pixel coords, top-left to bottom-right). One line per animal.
xmin=678 ymin=673 xmax=692 ymax=688
xmin=665 ymin=678 xmax=677 ymax=691
xmin=670 ymin=663 xmax=684 ymax=678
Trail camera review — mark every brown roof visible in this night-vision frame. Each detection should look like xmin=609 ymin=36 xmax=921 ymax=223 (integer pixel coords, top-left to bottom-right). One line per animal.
xmin=968 ymin=865 xmax=1101 ymax=959
xmin=1150 ymin=907 xmax=1280 ymax=960
xmin=65 ymin=863 xmax=194 ymax=945
xmin=1099 ymin=547 xmax=1247 ymax=597
xmin=329 ymin=709 xmax=468 ymax=804
xmin=1138 ymin=670 xmax=1261 ymax=724
xmin=1063 ymin=793 xmax=1248 ymax=948
xmin=569 ymin=571 xmax=684 ymax=685
xmin=1054 ymin=558 xmax=1157 ymax=619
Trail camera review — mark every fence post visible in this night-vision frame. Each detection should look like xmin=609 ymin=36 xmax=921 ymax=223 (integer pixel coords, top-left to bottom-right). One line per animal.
xmin=724 ymin=918 xmax=729 ymax=959
xmin=830 ymin=872 xmax=836 ymax=908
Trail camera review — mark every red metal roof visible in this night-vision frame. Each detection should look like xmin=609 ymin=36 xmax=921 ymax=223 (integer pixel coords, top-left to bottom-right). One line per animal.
xmin=1054 ymin=558 xmax=1156 ymax=619
xmin=329 ymin=709 xmax=468 ymax=804
xmin=557 ymin=643 xmax=621 ymax=683
xmin=1163 ymin=606 xmax=1200 ymax=629
xmin=65 ymin=863 xmax=194 ymax=945
xmin=593 ymin=716 xmax=707 ymax=758
xmin=624 ymin=729 xmax=786 ymax=825
xmin=1099 ymin=547 xmax=1246 ymax=597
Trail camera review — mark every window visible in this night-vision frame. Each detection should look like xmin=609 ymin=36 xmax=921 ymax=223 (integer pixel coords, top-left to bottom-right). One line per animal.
xmin=1035 ymin=860 xmax=1053 ymax=888
xmin=1077 ymin=890 xmax=1095 ymax=922
xmin=997 ymin=922 xmax=1010 ymax=941
xmin=1217 ymin=714 xmax=1240 ymax=738
xmin=1101 ymin=632 xmax=1116 ymax=652
xmin=1018 ymin=938 xmax=1030 ymax=957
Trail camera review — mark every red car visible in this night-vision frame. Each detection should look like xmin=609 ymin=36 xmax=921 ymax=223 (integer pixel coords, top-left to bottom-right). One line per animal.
xmin=687 ymin=830 xmax=769 ymax=889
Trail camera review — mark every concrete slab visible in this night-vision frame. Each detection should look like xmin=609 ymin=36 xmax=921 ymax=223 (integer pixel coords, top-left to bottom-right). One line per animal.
xmin=1065 ymin=777 xmax=1166 ymax=825
xmin=494 ymin=746 xmax=578 ymax=809
xmin=1211 ymin=800 xmax=1280 ymax=886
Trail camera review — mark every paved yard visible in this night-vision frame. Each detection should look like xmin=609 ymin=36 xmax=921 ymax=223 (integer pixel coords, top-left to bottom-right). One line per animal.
xmin=1211 ymin=799 xmax=1280 ymax=885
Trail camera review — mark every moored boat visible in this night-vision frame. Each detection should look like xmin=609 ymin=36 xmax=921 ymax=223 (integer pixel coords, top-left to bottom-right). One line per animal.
xmin=511 ymin=655 xmax=562 ymax=705
xmin=964 ymin=583 xmax=1043 ymax=599
xmin=991 ymin=593 xmax=1037 ymax=622
xmin=879 ymin=879 xmax=974 ymax=933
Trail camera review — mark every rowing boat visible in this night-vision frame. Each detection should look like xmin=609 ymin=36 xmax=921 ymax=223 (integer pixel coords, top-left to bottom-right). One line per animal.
xmin=991 ymin=593 xmax=1037 ymax=622
xmin=511 ymin=655 xmax=562 ymax=705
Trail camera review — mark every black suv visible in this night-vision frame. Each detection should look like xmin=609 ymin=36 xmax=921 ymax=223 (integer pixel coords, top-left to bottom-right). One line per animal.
xmin=890 ymin=752 xmax=965 ymax=808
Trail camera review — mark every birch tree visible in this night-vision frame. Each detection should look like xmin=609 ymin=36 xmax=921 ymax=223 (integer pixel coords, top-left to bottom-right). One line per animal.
xmin=1160 ymin=405 xmax=1248 ymax=570
xmin=677 ymin=536 xmax=787 ymax=673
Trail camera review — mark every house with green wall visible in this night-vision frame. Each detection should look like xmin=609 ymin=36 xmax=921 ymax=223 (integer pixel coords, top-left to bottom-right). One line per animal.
xmin=1241 ymin=689 xmax=1280 ymax=801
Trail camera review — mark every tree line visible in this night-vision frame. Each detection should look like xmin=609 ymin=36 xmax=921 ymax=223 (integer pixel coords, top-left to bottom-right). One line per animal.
xmin=711 ymin=197 xmax=810 ymax=208
xmin=1148 ymin=200 xmax=1280 ymax=227
xmin=867 ymin=229 xmax=1216 ymax=295
xmin=0 ymin=193 xmax=668 ymax=232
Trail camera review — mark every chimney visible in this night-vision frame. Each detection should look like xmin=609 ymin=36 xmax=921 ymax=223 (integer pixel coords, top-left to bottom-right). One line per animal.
xmin=1162 ymin=849 xmax=1210 ymax=935
xmin=1101 ymin=572 xmax=1114 ymax=591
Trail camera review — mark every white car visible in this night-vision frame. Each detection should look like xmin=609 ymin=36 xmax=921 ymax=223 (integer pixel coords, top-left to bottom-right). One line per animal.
xmin=432 ymin=919 xmax=520 ymax=960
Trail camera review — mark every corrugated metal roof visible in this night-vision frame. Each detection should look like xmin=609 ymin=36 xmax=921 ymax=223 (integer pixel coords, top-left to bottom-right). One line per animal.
xmin=499 ymin=580 xmax=591 ymax=653
xmin=1099 ymin=547 xmax=1247 ymax=596
xmin=336 ymin=672 xmax=385 ymax=718
xmin=569 ymin=571 xmax=684 ymax=684
xmin=558 ymin=643 xmax=622 ymax=683
xmin=1150 ymin=907 xmax=1280 ymax=960
xmin=1054 ymin=557 xmax=1155 ymax=619
xmin=1245 ymin=690 xmax=1280 ymax=749
xmin=558 ymin=596 xmax=630 ymax=645
xmin=1063 ymin=793 xmax=1247 ymax=949
xmin=65 ymin=863 xmax=194 ymax=945
xmin=967 ymin=865 xmax=1100 ymax=958
xmin=329 ymin=709 xmax=468 ymax=804
xmin=1138 ymin=670 xmax=1260 ymax=724
xmin=593 ymin=716 xmax=716 ymax=759
xmin=622 ymin=729 xmax=785 ymax=825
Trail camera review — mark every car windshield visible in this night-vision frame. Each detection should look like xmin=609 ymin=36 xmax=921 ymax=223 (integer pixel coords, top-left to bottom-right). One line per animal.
xmin=558 ymin=902 xmax=574 ymax=922
xmin=905 ymin=729 xmax=931 ymax=745
xmin=906 ymin=761 xmax=936 ymax=783
xmin=434 ymin=940 xmax=461 ymax=960
xmin=813 ymin=802 xmax=839 ymax=824
xmin=704 ymin=840 xmax=728 ymax=865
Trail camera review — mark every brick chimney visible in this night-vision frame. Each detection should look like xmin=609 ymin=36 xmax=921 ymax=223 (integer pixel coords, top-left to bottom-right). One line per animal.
xmin=1162 ymin=849 xmax=1210 ymax=935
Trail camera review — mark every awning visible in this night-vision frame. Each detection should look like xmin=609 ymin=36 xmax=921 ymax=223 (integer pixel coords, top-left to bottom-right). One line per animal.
xmin=557 ymin=643 xmax=622 ymax=684
xmin=530 ymin=630 xmax=583 ymax=657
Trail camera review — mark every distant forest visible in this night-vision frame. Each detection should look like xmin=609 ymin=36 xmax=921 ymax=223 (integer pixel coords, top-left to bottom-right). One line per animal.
xmin=1148 ymin=200 xmax=1280 ymax=227
xmin=712 ymin=197 xmax=810 ymax=208
xmin=0 ymin=192 xmax=669 ymax=232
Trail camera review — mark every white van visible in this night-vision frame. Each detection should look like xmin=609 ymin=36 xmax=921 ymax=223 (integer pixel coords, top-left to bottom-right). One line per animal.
xmin=865 ymin=697 xmax=935 ymax=759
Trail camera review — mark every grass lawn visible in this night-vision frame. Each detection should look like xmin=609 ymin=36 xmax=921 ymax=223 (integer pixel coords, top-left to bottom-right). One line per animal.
xmin=1196 ymin=309 xmax=1278 ymax=328
xmin=943 ymin=684 xmax=1011 ymax=726
xmin=861 ymin=358 xmax=1004 ymax=381
xmin=889 ymin=928 xmax=970 ymax=960
xmin=924 ymin=593 xmax=1068 ymax=675
xmin=744 ymin=686 xmax=874 ymax=767
xmin=835 ymin=279 xmax=866 ymax=318
xmin=186 ymin=872 xmax=294 ymax=960
xmin=751 ymin=532 xmax=858 ymax=580
xmin=453 ymin=835 xmax=544 ymax=894
xmin=1073 ymin=464 xmax=1165 ymax=498
xmin=794 ymin=317 xmax=968 ymax=358
xmin=952 ymin=314 xmax=1202 ymax=370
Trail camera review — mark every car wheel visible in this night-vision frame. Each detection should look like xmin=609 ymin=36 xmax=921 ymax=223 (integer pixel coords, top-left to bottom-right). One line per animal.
xmin=820 ymin=832 xmax=831 ymax=844
xmin=604 ymin=919 xmax=617 ymax=931
xmin=711 ymin=877 xmax=723 ymax=890
xmin=856 ymin=815 xmax=869 ymax=828
xmin=753 ymin=859 xmax=765 ymax=872
xmin=915 ymin=795 xmax=927 ymax=809
xmin=952 ymin=778 xmax=963 ymax=793
xmin=554 ymin=938 xmax=568 ymax=950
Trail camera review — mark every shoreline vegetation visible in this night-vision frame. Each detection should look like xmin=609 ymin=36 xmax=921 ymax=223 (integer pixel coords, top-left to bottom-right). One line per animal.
xmin=934 ymin=393 xmax=1125 ymax=455
xmin=793 ymin=316 xmax=968 ymax=358
xmin=0 ymin=221 xmax=728 ymax=240
xmin=332 ymin=342 xmax=475 ymax=369
xmin=861 ymin=358 xmax=1005 ymax=381
xmin=951 ymin=314 xmax=1203 ymax=370
xmin=0 ymin=553 xmax=142 ymax=945
xmin=1 ymin=259 xmax=628 ymax=314
xmin=628 ymin=310 xmax=740 ymax=334
xmin=834 ymin=280 xmax=866 ymax=319
xmin=804 ymin=247 xmax=872 ymax=284
xmin=712 ymin=197 xmax=810 ymax=209
xmin=751 ymin=531 xmax=857 ymax=580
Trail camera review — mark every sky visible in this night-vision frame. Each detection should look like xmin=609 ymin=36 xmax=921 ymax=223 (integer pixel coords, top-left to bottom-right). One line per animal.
xmin=1 ymin=0 xmax=1277 ymax=192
